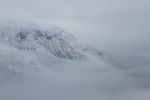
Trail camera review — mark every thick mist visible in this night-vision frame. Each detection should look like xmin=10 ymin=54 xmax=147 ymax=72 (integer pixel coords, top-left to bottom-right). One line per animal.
xmin=0 ymin=0 xmax=150 ymax=100
xmin=1 ymin=0 xmax=150 ymax=67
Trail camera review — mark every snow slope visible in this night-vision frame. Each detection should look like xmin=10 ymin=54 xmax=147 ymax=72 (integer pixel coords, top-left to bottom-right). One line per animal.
xmin=0 ymin=23 xmax=84 ymax=59
xmin=0 ymin=22 xmax=150 ymax=100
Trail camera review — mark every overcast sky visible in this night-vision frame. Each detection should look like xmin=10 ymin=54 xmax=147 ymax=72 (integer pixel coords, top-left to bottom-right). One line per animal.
xmin=0 ymin=0 xmax=150 ymax=67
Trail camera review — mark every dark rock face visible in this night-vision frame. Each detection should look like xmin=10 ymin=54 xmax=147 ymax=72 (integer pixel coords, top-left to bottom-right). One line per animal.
xmin=83 ymin=47 xmax=103 ymax=56
xmin=34 ymin=29 xmax=83 ymax=59
xmin=16 ymin=32 xmax=29 ymax=42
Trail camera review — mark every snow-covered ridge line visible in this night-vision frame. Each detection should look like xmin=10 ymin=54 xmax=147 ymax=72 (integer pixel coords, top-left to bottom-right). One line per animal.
xmin=0 ymin=23 xmax=84 ymax=59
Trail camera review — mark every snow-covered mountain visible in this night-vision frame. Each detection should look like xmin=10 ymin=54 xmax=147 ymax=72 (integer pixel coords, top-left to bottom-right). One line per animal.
xmin=0 ymin=22 xmax=109 ymax=80
xmin=0 ymin=22 xmax=119 ymax=100
xmin=0 ymin=23 xmax=85 ymax=59
xmin=0 ymin=22 xmax=150 ymax=100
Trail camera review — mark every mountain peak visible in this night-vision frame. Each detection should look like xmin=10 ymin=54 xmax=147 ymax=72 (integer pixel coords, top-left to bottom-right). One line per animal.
xmin=0 ymin=22 xmax=84 ymax=59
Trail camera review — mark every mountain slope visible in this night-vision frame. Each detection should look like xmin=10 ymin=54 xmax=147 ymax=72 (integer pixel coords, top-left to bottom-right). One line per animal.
xmin=0 ymin=23 xmax=84 ymax=59
xmin=0 ymin=22 xmax=122 ymax=100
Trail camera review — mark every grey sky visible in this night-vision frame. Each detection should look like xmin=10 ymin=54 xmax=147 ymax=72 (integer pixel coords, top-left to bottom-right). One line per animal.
xmin=0 ymin=0 xmax=150 ymax=67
